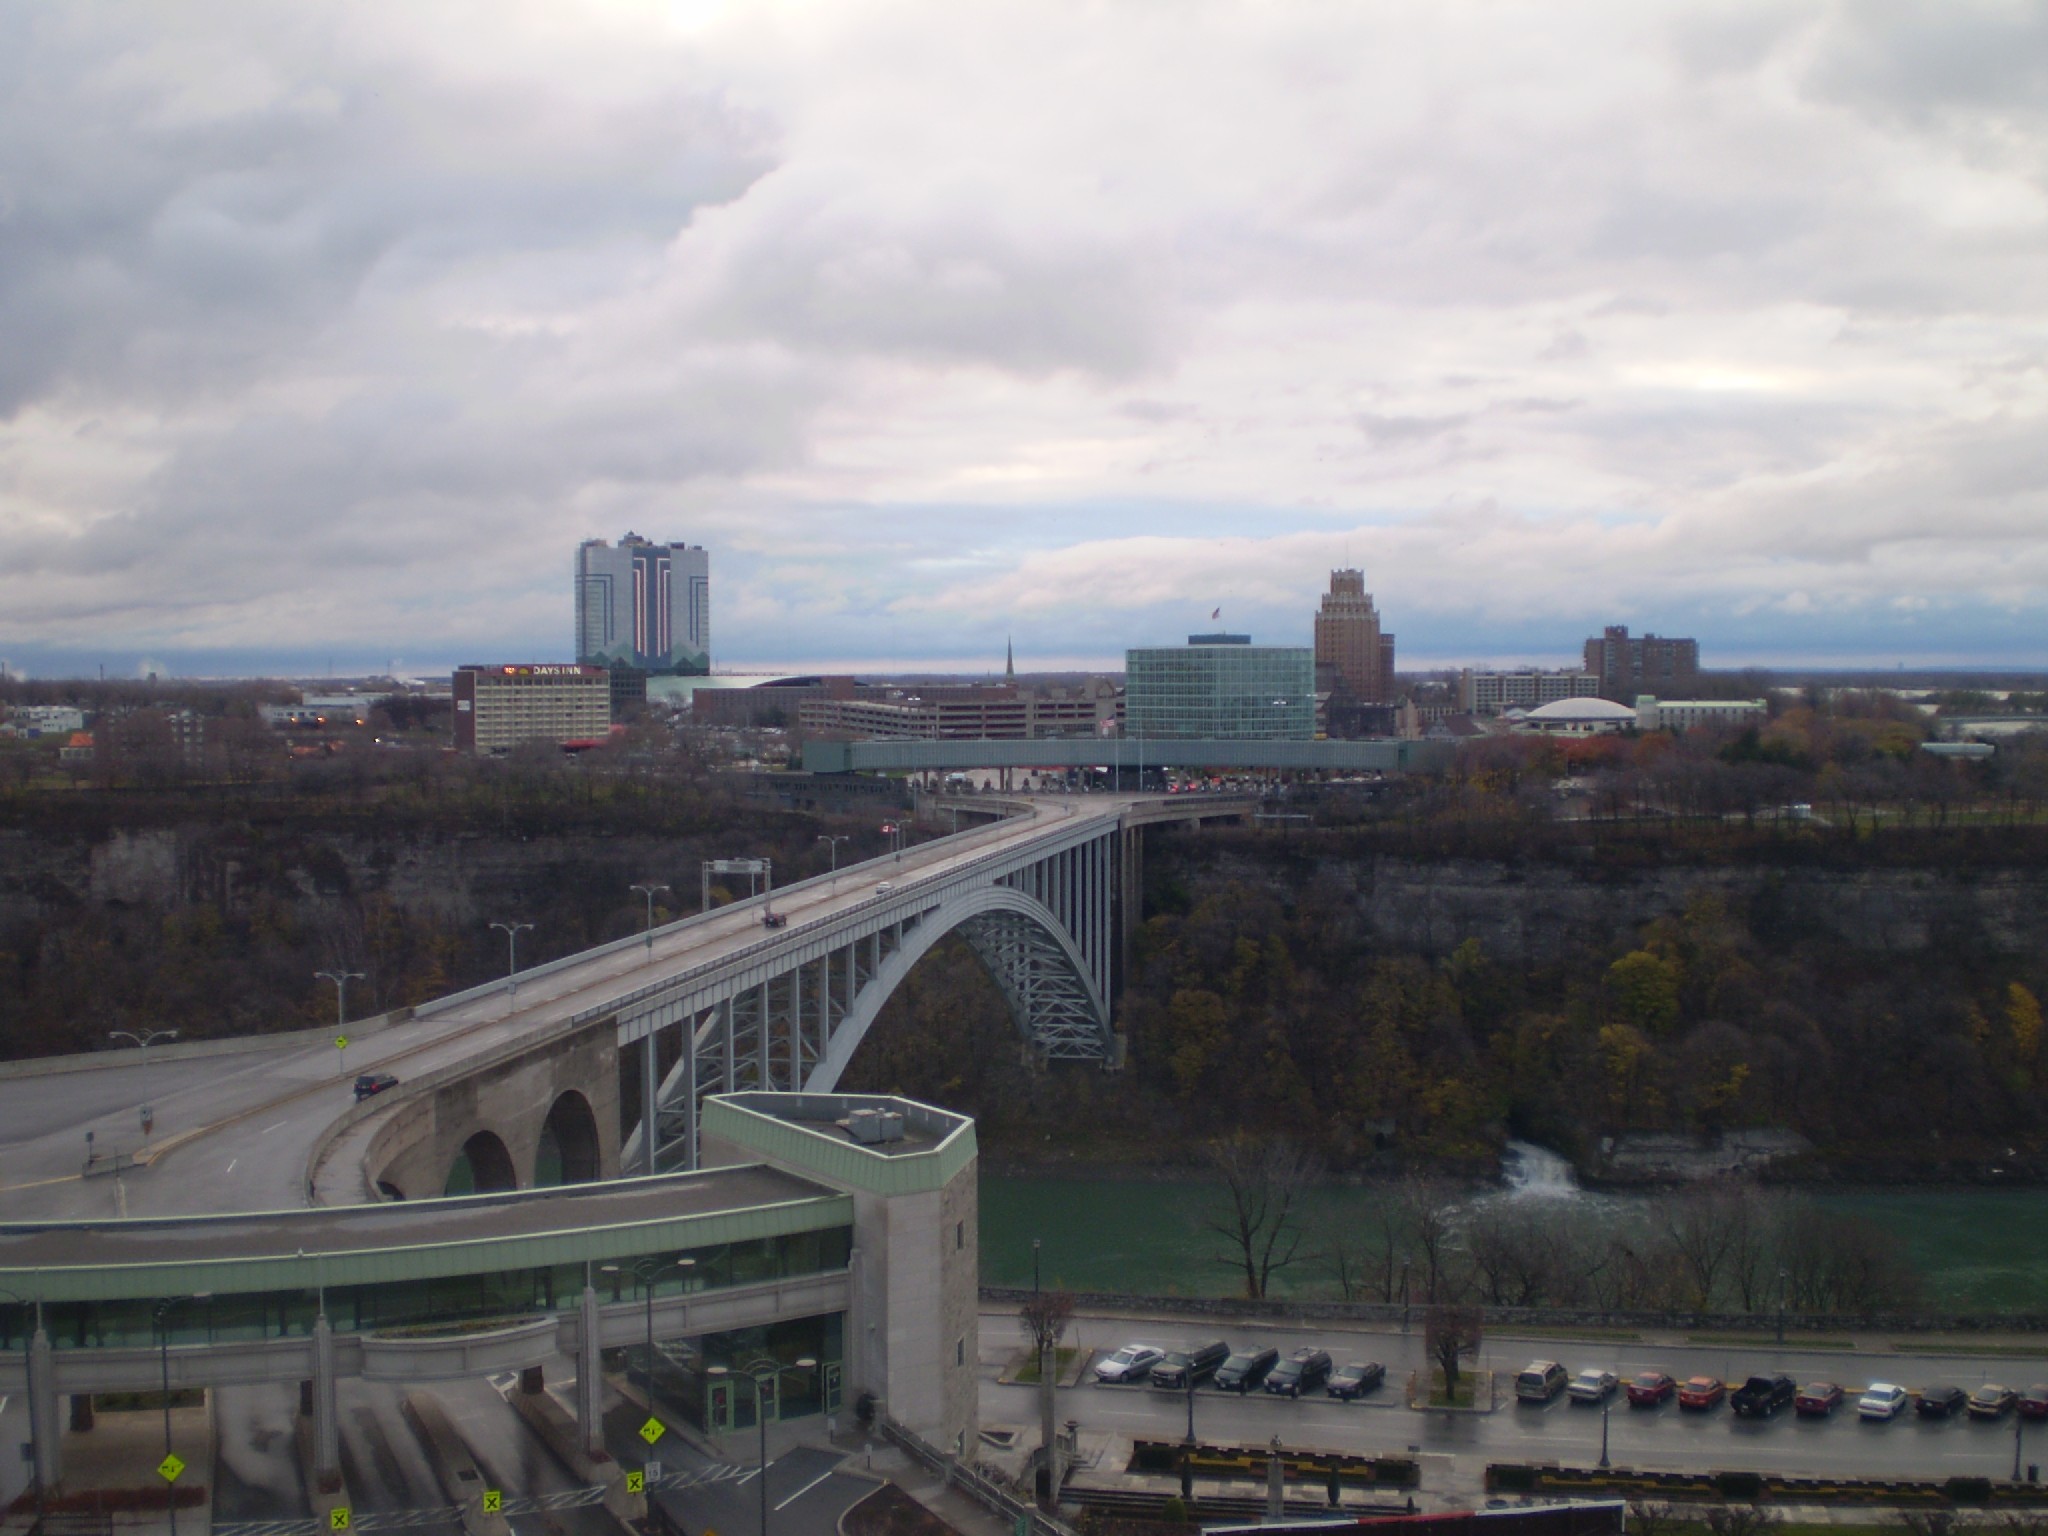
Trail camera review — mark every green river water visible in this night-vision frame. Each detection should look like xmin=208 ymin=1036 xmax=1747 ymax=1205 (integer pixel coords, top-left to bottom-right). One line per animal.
xmin=980 ymin=1173 xmax=2048 ymax=1313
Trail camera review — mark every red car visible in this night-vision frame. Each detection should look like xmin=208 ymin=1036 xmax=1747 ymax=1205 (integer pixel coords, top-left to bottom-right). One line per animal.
xmin=1678 ymin=1375 xmax=1726 ymax=1410
xmin=1794 ymin=1382 xmax=1844 ymax=1417
xmin=2019 ymin=1385 xmax=2048 ymax=1420
xmin=1627 ymin=1371 xmax=1676 ymax=1406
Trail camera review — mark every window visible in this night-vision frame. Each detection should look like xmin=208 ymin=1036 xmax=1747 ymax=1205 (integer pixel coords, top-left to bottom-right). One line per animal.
xmin=956 ymin=1337 xmax=964 ymax=1366
xmin=954 ymin=1221 xmax=963 ymax=1251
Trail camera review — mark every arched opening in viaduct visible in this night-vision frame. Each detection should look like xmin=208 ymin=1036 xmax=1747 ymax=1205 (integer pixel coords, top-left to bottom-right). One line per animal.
xmin=534 ymin=1090 xmax=602 ymax=1186
xmin=443 ymin=1130 xmax=518 ymax=1196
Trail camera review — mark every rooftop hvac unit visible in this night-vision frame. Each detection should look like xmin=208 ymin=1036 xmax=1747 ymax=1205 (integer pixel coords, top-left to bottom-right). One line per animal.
xmin=847 ymin=1108 xmax=906 ymax=1145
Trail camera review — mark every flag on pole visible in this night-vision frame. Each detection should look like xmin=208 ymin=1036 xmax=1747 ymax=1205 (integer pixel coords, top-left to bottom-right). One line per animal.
xmin=1210 ymin=607 xmax=1221 ymax=619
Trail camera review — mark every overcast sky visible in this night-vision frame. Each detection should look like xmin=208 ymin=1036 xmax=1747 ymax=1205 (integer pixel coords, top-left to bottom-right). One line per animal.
xmin=4 ymin=1 xmax=2047 ymax=680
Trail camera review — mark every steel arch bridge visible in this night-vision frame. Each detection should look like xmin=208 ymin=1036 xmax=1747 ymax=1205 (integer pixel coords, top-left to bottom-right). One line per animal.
xmin=617 ymin=804 xmax=1147 ymax=1173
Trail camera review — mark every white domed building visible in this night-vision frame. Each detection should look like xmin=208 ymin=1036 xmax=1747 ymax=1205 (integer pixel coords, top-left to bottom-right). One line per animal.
xmin=1513 ymin=696 xmax=1639 ymax=735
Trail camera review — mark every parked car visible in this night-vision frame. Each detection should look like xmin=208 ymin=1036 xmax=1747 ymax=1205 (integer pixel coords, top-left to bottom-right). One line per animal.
xmin=1327 ymin=1362 xmax=1386 ymax=1400
xmin=1515 ymin=1361 xmax=1569 ymax=1403
xmin=1627 ymin=1371 xmax=1676 ymax=1407
xmin=1568 ymin=1369 xmax=1619 ymax=1404
xmin=1918 ymin=1385 xmax=1968 ymax=1418
xmin=1264 ymin=1348 xmax=1333 ymax=1398
xmin=1215 ymin=1347 xmax=1280 ymax=1393
xmin=1967 ymin=1385 xmax=2018 ymax=1420
xmin=1094 ymin=1344 xmax=1164 ymax=1385
xmin=1732 ymin=1374 xmax=1798 ymax=1418
xmin=1151 ymin=1341 xmax=1230 ymax=1391
xmin=1678 ymin=1376 xmax=1727 ymax=1410
xmin=1794 ymin=1382 xmax=1844 ymax=1417
xmin=2018 ymin=1385 xmax=2048 ymax=1420
xmin=352 ymin=1072 xmax=399 ymax=1101
xmin=1858 ymin=1383 xmax=1910 ymax=1420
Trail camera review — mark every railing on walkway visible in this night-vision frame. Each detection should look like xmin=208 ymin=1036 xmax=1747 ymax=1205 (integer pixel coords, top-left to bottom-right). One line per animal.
xmin=878 ymin=1415 xmax=1077 ymax=1536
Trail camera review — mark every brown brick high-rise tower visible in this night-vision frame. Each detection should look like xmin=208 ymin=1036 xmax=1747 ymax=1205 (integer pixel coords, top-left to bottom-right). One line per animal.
xmin=1314 ymin=568 xmax=1396 ymax=704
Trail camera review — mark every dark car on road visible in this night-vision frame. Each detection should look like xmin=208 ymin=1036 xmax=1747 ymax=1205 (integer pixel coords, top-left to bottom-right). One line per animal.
xmin=1151 ymin=1341 xmax=1230 ymax=1391
xmin=1627 ymin=1372 xmax=1676 ymax=1407
xmin=1328 ymin=1362 xmax=1385 ymax=1400
xmin=1918 ymin=1385 xmax=1968 ymax=1418
xmin=1215 ymin=1347 xmax=1279 ymax=1393
xmin=353 ymin=1072 xmax=399 ymax=1101
xmin=2019 ymin=1385 xmax=2048 ymax=1420
xmin=1794 ymin=1382 xmax=1844 ymax=1417
xmin=1264 ymin=1348 xmax=1333 ymax=1398
xmin=1731 ymin=1374 xmax=1797 ymax=1418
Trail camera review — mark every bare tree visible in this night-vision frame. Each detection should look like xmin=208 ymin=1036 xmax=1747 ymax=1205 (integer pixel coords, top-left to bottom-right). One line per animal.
xmin=1018 ymin=1288 xmax=1074 ymax=1510
xmin=1017 ymin=1287 xmax=1074 ymax=1360
xmin=1204 ymin=1133 xmax=1320 ymax=1299
xmin=1703 ymin=1509 xmax=1782 ymax=1536
xmin=1655 ymin=1180 xmax=1749 ymax=1309
xmin=1400 ymin=1176 xmax=1463 ymax=1303
xmin=1890 ymin=1513 xmax=1979 ymax=1536
xmin=1424 ymin=1302 xmax=1483 ymax=1400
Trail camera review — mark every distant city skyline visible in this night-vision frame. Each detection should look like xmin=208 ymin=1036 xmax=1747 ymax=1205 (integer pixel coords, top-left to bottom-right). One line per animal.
xmin=3 ymin=6 xmax=2046 ymax=678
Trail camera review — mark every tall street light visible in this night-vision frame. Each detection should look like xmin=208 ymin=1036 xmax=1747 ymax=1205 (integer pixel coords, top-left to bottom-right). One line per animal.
xmin=314 ymin=972 xmax=363 ymax=1032
xmin=602 ymin=1257 xmax=695 ymax=1404
xmin=0 ymin=1287 xmax=43 ymax=1533
xmin=491 ymin=921 xmax=533 ymax=997
xmin=630 ymin=884 xmax=673 ymax=951
xmin=815 ymin=835 xmax=849 ymax=872
xmin=107 ymin=1027 xmax=178 ymax=1123
xmin=707 ymin=1357 xmax=816 ymax=1536
xmin=156 ymin=1292 xmax=211 ymax=1536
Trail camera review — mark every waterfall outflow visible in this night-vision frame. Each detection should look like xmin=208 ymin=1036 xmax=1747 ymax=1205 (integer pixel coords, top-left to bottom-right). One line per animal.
xmin=1502 ymin=1139 xmax=1581 ymax=1198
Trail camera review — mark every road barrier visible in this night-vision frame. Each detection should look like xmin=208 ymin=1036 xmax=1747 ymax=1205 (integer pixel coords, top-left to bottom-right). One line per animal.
xmin=1127 ymin=1440 xmax=1418 ymax=1488
xmin=1484 ymin=1463 xmax=2048 ymax=1506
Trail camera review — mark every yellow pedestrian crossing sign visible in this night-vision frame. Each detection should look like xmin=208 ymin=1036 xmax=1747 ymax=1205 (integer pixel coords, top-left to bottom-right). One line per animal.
xmin=481 ymin=1490 xmax=501 ymax=1513
xmin=625 ymin=1471 xmax=645 ymax=1495
xmin=158 ymin=1453 xmax=185 ymax=1484
xmin=638 ymin=1416 xmax=665 ymax=1445
xmin=330 ymin=1508 xmax=351 ymax=1530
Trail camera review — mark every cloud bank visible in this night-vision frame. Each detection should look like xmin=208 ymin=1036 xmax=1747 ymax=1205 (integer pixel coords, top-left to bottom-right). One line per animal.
xmin=3 ymin=0 xmax=2047 ymax=676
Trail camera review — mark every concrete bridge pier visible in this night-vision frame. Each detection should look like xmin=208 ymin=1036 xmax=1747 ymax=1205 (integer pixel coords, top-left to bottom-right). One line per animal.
xmin=577 ymin=1285 xmax=603 ymax=1458
xmin=312 ymin=1313 xmax=340 ymax=1491
xmin=28 ymin=1325 xmax=59 ymax=1494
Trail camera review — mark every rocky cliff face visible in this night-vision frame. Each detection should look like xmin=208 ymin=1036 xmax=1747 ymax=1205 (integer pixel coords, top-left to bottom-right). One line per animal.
xmin=1163 ymin=843 xmax=2048 ymax=963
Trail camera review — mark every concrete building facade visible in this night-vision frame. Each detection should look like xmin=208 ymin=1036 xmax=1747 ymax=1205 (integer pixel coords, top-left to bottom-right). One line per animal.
xmin=1637 ymin=696 xmax=1768 ymax=733
xmin=453 ymin=664 xmax=613 ymax=753
xmin=576 ymin=534 xmax=711 ymax=676
xmin=1584 ymin=625 xmax=1699 ymax=701
xmin=1125 ymin=635 xmax=1314 ymax=740
xmin=1459 ymin=668 xmax=1602 ymax=715
xmin=1313 ymin=569 xmax=1396 ymax=704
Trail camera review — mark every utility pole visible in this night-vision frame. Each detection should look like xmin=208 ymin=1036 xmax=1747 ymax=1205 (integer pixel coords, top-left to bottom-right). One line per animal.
xmin=491 ymin=921 xmax=533 ymax=996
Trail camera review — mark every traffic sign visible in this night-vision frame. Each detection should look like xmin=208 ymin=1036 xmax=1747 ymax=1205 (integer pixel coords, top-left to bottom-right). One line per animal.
xmin=334 ymin=1035 xmax=349 ymax=1052
xmin=481 ymin=1490 xmax=501 ymax=1513
xmin=625 ymin=1471 xmax=646 ymax=1495
xmin=644 ymin=1461 xmax=662 ymax=1484
xmin=638 ymin=1416 xmax=665 ymax=1445
xmin=330 ymin=1507 xmax=351 ymax=1530
xmin=158 ymin=1453 xmax=185 ymax=1484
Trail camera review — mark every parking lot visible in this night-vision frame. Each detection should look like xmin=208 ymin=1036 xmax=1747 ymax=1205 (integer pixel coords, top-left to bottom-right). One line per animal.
xmin=983 ymin=1312 xmax=2048 ymax=1487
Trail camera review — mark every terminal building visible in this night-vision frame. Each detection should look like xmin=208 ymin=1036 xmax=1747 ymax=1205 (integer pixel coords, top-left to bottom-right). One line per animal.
xmin=1124 ymin=634 xmax=1314 ymax=741
xmin=0 ymin=1092 xmax=981 ymax=1497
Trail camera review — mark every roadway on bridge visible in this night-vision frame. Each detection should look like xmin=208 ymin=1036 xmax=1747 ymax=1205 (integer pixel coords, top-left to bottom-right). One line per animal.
xmin=0 ymin=797 xmax=1119 ymax=1222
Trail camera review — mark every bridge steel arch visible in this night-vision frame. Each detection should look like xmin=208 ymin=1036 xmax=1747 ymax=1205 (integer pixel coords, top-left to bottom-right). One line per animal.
xmin=616 ymin=812 xmax=1128 ymax=1174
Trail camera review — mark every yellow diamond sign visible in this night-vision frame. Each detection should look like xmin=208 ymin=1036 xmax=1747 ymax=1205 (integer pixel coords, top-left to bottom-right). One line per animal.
xmin=625 ymin=1472 xmax=645 ymax=1495
xmin=335 ymin=1035 xmax=350 ymax=1052
xmin=638 ymin=1416 xmax=665 ymax=1445
xmin=158 ymin=1453 xmax=186 ymax=1484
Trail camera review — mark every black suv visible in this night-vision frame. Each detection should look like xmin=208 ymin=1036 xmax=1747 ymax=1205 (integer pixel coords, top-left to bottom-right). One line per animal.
xmin=1215 ymin=1347 xmax=1279 ymax=1393
xmin=1151 ymin=1341 xmax=1231 ymax=1391
xmin=1328 ymin=1361 xmax=1386 ymax=1400
xmin=1264 ymin=1348 xmax=1333 ymax=1398
xmin=353 ymin=1072 xmax=399 ymax=1102
xmin=1730 ymin=1374 xmax=1797 ymax=1418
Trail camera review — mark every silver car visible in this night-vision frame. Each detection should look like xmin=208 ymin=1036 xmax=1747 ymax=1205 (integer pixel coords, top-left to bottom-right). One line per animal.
xmin=1094 ymin=1343 xmax=1165 ymax=1384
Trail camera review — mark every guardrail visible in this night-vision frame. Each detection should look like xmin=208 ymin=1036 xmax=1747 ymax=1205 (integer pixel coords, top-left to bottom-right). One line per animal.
xmin=879 ymin=1415 xmax=1077 ymax=1536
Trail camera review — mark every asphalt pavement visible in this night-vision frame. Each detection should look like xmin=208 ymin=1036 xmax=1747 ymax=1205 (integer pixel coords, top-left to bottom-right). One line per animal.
xmin=987 ymin=1309 xmax=2048 ymax=1496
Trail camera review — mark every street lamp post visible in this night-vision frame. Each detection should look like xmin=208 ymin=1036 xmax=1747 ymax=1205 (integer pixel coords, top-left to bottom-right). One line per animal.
xmin=630 ymin=884 xmax=672 ymax=951
xmin=1181 ymin=1369 xmax=1198 ymax=1503
xmin=707 ymin=1358 xmax=817 ymax=1536
xmin=491 ymin=921 xmax=534 ymax=996
xmin=1598 ymin=1393 xmax=1611 ymax=1468
xmin=816 ymin=835 xmax=849 ymax=872
xmin=313 ymin=971 xmax=363 ymax=1033
xmin=156 ymin=1292 xmax=211 ymax=1536
xmin=0 ymin=1287 xmax=43 ymax=1533
xmin=602 ymin=1258 xmax=695 ymax=1405
xmin=2016 ymin=1402 xmax=2027 ymax=1482
xmin=1777 ymin=1266 xmax=1789 ymax=1348
xmin=107 ymin=1027 xmax=179 ymax=1127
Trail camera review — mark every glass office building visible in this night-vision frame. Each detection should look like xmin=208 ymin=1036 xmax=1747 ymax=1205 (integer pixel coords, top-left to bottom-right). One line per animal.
xmin=1124 ymin=634 xmax=1315 ymax=740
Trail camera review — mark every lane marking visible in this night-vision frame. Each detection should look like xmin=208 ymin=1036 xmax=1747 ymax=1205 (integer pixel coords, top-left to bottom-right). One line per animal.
xmin=775 ymin=1463 xmax=844 ymax=1511
xmin=260 ymin=1121 xmax=288 ymax=1135
xmin=735 ymin=1467 xmax=762 ymax=1486
xmin=226 ymin=1159 xmax=238 ymax=1174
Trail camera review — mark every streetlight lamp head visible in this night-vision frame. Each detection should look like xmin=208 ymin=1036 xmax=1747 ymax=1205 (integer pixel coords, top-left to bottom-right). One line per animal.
xmin=796 ymin=1356 xmax=818 ymax=1371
